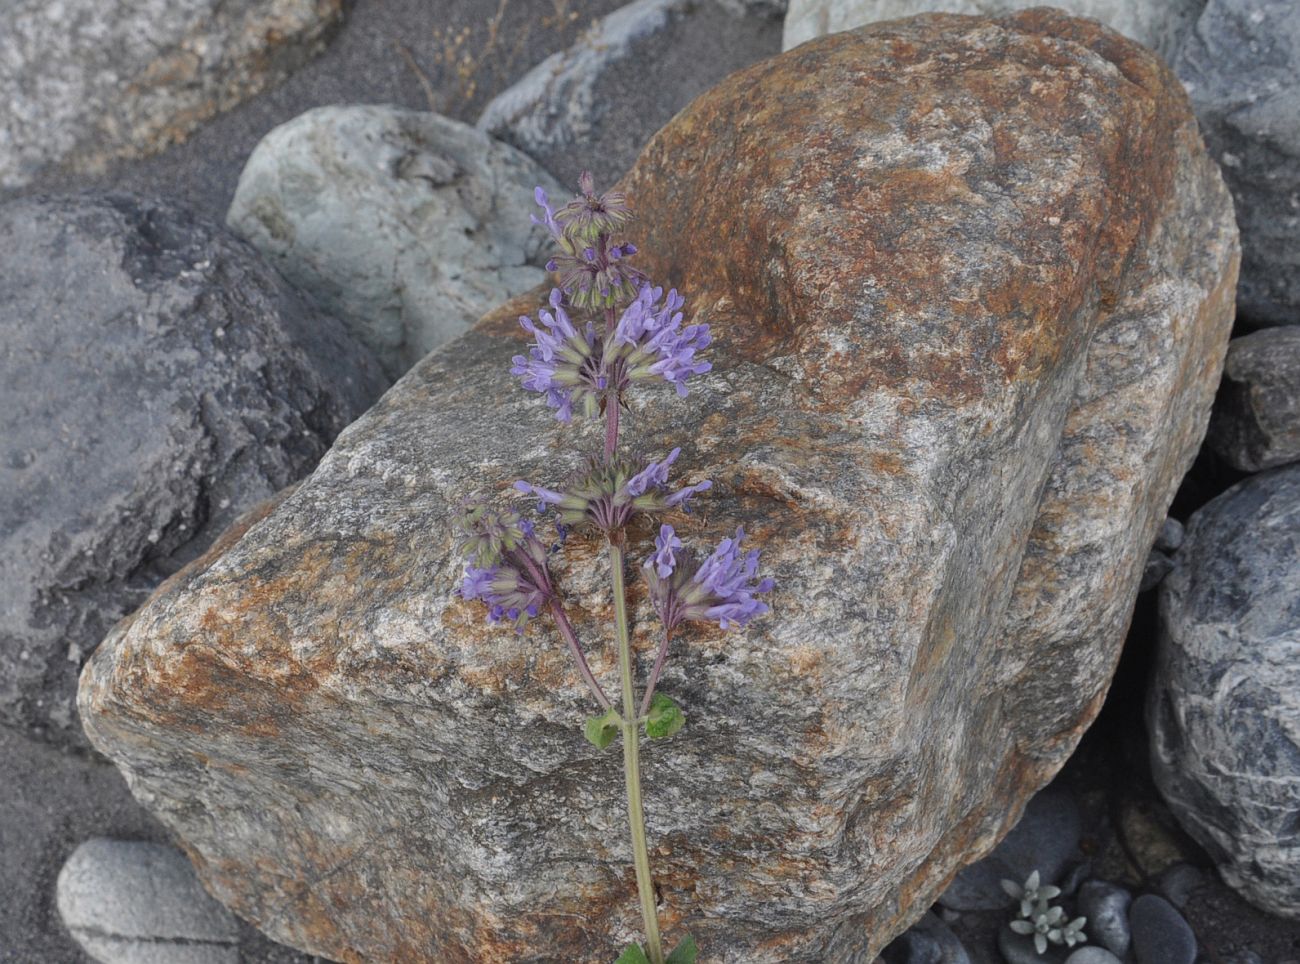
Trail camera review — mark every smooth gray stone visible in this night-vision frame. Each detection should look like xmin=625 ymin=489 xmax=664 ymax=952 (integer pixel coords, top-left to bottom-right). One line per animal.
xmin=881 ymin=912 xmax=972 ymax=964
xmin=938 ymin=787 xmax=1082 ymax=911
xmin=1150 ymin=467 xmax=1300 ymax=918
xmin=477 ymin=0 xmax=781 ymax=188
xmin=228 ymin=105 xmax=563 ymax=378
xmin=1155 ymin=863 xmax=1206 ymax=910
xmin=0 ymin=0 xmax=341 ymax=191
xmin=1130 ymin=894 xmax=1197 ymax=964
xmin=998 ymin=925 xmax=1068 ymax=964
xmin=0 ymin=193 xmax=386 ymax=749
xmin=1077 ymin=880 xmax=1132 ymax=958
xmin=1064 ymin=949 xmax=1122 ymax=964
xmin=1154 ymin=518 xmax=1185 ymax=554
xmin=1206 ymin=327 xmax=1300 ymax=471
xmin=1174 ymin=0 xmax=1300 ymax=325
xmin=57 ymin=839 xmax=240 ymax=964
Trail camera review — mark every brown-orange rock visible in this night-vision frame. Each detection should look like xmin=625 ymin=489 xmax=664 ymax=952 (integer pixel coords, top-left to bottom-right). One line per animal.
xmin=80 ymin=11 xmax=1239 ymax=962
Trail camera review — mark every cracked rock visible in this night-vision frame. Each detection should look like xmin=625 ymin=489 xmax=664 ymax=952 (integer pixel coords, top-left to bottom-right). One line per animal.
xmin=57 ymin=839 xmax=240 ymax=964
xmin=0 ymin=193 xmax=387 ymax=750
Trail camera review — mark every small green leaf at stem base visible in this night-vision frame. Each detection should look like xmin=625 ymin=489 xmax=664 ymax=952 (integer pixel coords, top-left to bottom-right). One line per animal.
xmin=584 ymin=708 xmax=622 ymax=749
xmin=644 ymin=693 xmax=685 ymax=740
xmin=665 ymin=934 xmax=699 ymax=963
xmin=614 ymin=944 xmax=652 ymax=964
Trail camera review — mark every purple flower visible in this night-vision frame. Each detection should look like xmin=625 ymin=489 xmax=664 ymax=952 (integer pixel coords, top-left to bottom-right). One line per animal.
xmin=609 ymin=284 xmax=712 ymax=398
xmin=515 ymin=451 xmax=711 ymax=532
xmin=510 ymin=289 xmax=599 ymax=422
xmin=454 ymin=502 xmax=556 ymax=633
xmin=530 ymin=186 xmax=564 ymax=243
xmin=644 ymin=525 xmax=774 ymax=631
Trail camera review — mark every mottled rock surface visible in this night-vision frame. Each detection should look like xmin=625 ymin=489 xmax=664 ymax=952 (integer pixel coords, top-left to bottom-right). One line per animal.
xmin=0 ymin=0 xmax=342 ymax=191
xmin=227 ymin=106 xmax=563 ymax=377
xmin=0 ymin=194 xmax=386 ymax=749
xmin=1150 ymin=467 xmax=1300 ymax=919
xmin=1174 ymin=0 xmax=1300 ymax=326
xmin=782 ymin=0 xmax=1204 ymax=60
xmin=1206 ymin=327 xmax=1300 ymax=471
xmin=82 ymin=11 xmax=1237 ymax=962
xmin=477 ymin=0 xmax=781 ymax=188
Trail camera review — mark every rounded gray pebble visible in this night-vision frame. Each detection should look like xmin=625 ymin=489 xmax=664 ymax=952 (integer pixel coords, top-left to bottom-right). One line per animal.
xmin=1077 ymin=879 xmax=1132 ymax=958
xmin=1155 ymin=863 xmax=1204 ymax=909
xmin=881 ymin=911 xmax=971 ymax=964
xmin=998 ymin=924 xmax=1068 ymax=964
xmin=1130 ymin=893 xmax=1197 ymax=964
xmin=1065 ymin=949 xmax=1122 ymax=964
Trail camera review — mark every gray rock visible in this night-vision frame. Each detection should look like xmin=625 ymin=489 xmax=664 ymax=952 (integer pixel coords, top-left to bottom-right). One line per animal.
xmin=1154 ymin=517 xmax=1185 ymax=554
xmin=1064 ymin=949 xmax=1122 ymax=964
xmin=1150 ymin=467 xmax=1300 ymax=919
xmin=0 ymin=0 xmax=343 ymax=191
xmin=881 ymin=911 xmax=972 ymax=964
xmin=1155 ymin=863 xmax=1206 ymax=909
xmin=782 ymin=0 xmax=1203 ymax=60
xmin=938 ymin=787 xmax=1082 ymax=911
xmin=1140 ymin=550 xmax=1176 ymax=592
xmin=1076 ymin=880 xmax=1132 ymax=958
xmin=56 ymin=839 xmax=240 ymax=964
xmin=998 ymin=925 xmax=1068 ymax=964
xmin=81 ymin=13 xmax=1238 ymax=961
xmin=227 ymin=105 xmax=563 ymax=378
xmin=1206 ymin=327 xmax=1300 ymax=471
xmin=1174 ymin=0 xmax=1300 ymax=326
xmin=477 ymin=0 xmax=781 ymax=188
xmin=1129 ymin=894 xmax=1196 ymax=964
xmin=713 ymin=0 xmax=789 ymax=15
xmin=0 ymin=193 xmax=387 ymax=748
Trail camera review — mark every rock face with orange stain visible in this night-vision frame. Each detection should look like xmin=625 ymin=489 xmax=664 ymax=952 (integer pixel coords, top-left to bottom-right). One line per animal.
xmin=80 ymin=11 xmax=1239 ymax=962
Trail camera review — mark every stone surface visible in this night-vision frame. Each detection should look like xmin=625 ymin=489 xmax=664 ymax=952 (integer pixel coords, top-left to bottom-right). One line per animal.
xmin=0 ymin=194 xmax=387 ymax=749
xmin=1063 ymin=949 xmax=1121 ymax=964
xmin=477 ymin=0 xmax=781 ymax=188
xmin=782 ymin=0 xmax=1203 ymax=60
xmin=228 ymin=106 xmax=564 ymax=377
xmin=82 ymin=11 xmax=1238 ymax=962
xmin=938 ymin=787 xmax=1081 ymax=911
xmin=881 ymin=911 xmax=972 ymax=963
xmin=1129 ymin=894 xmax=1196 ymax=964
xmin=1076 ymin=880 xmax=1131 ymax=958
xmin=1206 ymin=327 xmax=1300 ymax=472
xmin=997 ymin=926 xmax=1068 ymax=964
xmin=0 ymin=0 xmax=342 ymax=191
xmin=1150 ymin=467 xmax=1300 ymax=919
xmin=57 ymin=839 xmax=240 ymax=964
xmin=714 ymin=0 xmax=789 ymax=16
xmin=1174 ymin=0 xmax=1300 ymax=326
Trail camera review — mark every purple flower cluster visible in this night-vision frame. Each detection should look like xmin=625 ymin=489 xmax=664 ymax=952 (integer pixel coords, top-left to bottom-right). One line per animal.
xmin=455 ymin=506 xmax=555 ymax=633
xmin=644 ymin=524 xmax=775 ymax=631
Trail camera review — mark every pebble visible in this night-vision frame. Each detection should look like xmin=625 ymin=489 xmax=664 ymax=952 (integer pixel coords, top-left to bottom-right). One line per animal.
xmin=1064 ymin=949 xmax=1122 ymax=964
xmin=1076 ymin=879 xmax=1132 ymax=958
xmin=1130 ymin=894 xmax=1197 ymax=964
xmin=880 ymin=911 xmax=972 ymax=964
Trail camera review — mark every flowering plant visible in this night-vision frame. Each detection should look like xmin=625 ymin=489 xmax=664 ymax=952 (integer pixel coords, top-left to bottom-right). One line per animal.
xmin=456 ymin=172 xmax=774 ymax=963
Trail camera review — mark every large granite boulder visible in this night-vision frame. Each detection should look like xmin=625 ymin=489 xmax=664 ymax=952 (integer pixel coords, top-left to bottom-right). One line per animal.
xmin=0 ymin=194 xmax=386 ymax=749
xmin=1149 ymin=467 xmax=1300 ymax=919
xmin=0 ymin=0 xmax=342 ymax=191
xmin=228 ymin=106 xmax=564 ymax=378
xmin=1206 ymin=327 xmax=1300 ymax=472
xmin=1173 ymin=0 xmax=1300 ymax=326
xmin=81 ymin=11 xmax=1238 ymax=962
xmin=782 ymin=0 xmax=1204 ymax=60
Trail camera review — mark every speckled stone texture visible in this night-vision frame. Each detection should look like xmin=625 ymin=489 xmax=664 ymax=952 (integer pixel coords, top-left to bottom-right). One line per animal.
xmin=1206 ymin=327 xmax=1300 ymax=472
xmin=0 ymin=194 xmax=386 ymax=749
xmin=1150 ymin=467 xmax=1300 ymax=920
xmin=81 ymin=11 xmax=1238 ymax=962
xmin=0 ymin=0 xmax=343 ymax=191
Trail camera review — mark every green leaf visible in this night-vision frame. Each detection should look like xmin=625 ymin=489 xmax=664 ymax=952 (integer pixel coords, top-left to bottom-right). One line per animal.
xmin=665 ymin=934 xmax=699 ymax=964
xmin=584 ymin=708 xmax=622 ymax=749
xmin=614 ymin=944 xmax=652 ymax=964
xmin=644 ymin=693 xmax=685 ymax=740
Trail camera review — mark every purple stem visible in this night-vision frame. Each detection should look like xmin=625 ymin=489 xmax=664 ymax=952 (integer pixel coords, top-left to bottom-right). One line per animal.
xmin=549 ymin=599 xmax=613 ymax=711
xmin=639 ymin=629 xmax=672 ymax=718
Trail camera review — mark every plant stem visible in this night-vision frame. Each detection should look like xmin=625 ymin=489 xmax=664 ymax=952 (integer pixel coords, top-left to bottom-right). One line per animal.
xmin=548 ymin=600 xmax=613 ymax=712
xmin=604 ymin=304 xmax=619 ymax=461
xmin=639 ymin=630 xmax=672 ymax=719
xmin=610 ymin=540 xmax=664 ymax=964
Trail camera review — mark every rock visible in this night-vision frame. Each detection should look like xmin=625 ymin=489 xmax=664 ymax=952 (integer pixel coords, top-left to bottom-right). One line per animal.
xmin=782 ymin=0 xmax=1202 ymax=60
xmin=228 ymin=106 xmax=564 ymax=378
xmin=57 ymin=839 xmax=240 ymax=964
xmin=1154 ymin=863 xmax=1206 ymax=910
xmin=1064 ymin=949 xmax=1122 ymax=964
xmin=714 ymin=0 xmax=789 ymax=16
xmin=998 ymin=925 xmax=1068 ymax=964
xmin=1174 ymin=0 xmax=1300 ymax=326
xmin=1129 ymin=894 xmax=1196 ymax=964
xmin=476 ymin=0 xmax=781 ymax=189
xmin=0 ymin=0 xmax=342 ymax=191
xmin=1154 ymin=518 xmax=1185 ymax=553
xmin=81 ymin=11 xmax=1238 ymax=962
xmin=1206 ymin=327 xmax=1300 ymax=471
xmin=938 ymin=787 xmax=1081 ymax=911
xmin=1076 ymin=880 xmax=1132 ymax=958
xmin=1149 ymin=467 xmax=1300 ymax=918
xmin=0 ymin=194 xmax=386 ymax=748
xmin=881 ymin=911 xmax=972 ymax=964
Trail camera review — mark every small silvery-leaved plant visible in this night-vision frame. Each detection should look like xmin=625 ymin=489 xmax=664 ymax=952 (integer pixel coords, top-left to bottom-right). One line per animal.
xmin=1002 ymin=870 xmax=1088 ymax=955
xmin=456 ymin=173 xmax=775 ymax=964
